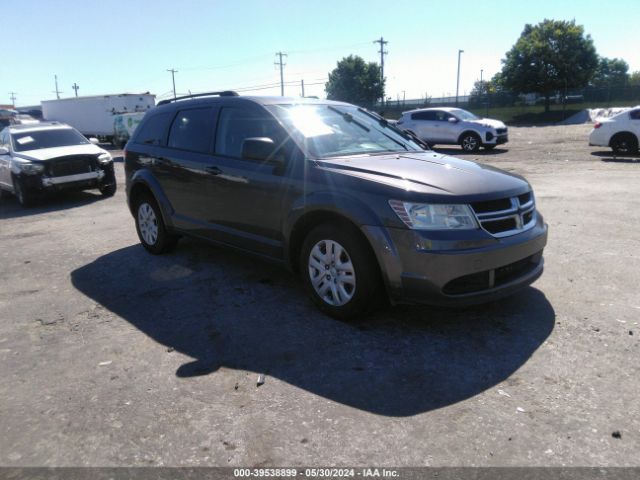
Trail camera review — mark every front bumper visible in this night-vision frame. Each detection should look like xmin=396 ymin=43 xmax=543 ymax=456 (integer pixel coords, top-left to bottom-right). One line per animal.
xmin=18 ymin=164 xmax=115 ymax=194
xmin=362 ymin=214 xmax=548 ymax=306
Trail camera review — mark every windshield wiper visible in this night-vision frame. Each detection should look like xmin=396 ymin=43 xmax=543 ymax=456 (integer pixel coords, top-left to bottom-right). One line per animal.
xmin=357 ymin=107 xmax=431 ymax=150
xmin=327 ymin=106 xmax=370 ymax=132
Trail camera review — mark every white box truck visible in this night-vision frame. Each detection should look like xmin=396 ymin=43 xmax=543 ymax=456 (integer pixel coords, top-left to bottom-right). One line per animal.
xmin=41 ymin=93 xmax=155 ymax=142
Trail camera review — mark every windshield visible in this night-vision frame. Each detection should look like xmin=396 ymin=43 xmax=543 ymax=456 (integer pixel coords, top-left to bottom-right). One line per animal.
xmin=11 ymin=128 xmax=90 ymax=152
xmin=268 ymin=104 xmax=424 ymax=159
xmin=450 ymin=109 xmax=480 ymax=121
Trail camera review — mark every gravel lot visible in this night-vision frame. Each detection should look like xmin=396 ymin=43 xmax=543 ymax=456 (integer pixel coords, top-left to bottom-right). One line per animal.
xmin=1 ymin=124 xmax=639 ymax=467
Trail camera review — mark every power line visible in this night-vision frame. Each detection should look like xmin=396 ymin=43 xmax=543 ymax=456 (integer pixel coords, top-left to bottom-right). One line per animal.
xmin=275 ymin=52 xmax=287 ymax=96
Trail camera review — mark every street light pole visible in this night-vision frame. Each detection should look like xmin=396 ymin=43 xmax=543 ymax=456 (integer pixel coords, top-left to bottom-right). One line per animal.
xmin=455 ymin=49 xmax=464 ymax=106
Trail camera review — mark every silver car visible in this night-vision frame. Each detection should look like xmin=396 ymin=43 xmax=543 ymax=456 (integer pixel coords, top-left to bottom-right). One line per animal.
xmin=397 ymin=107 xmax=508 ymax=152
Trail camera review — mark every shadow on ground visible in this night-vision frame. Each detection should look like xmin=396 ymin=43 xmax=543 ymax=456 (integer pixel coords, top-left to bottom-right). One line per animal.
xmin=590 ymin=151 xmax=640 ymax=163
xmin=0 ymin=190 xmax=107 ymax=219
xmin=71 ymin=239 xmax=555 ymax=416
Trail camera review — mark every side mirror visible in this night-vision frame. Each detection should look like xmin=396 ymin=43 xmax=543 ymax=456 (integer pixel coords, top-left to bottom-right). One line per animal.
xmin=89 ymin=137 xmax=100 ymax=145
xmin=241 ymin=137 xmax=283 ymax=164
xmin=0 ymin=146 xmax=8 ymax=155
xmin=448 ymin=117 xmax=459 ymax=123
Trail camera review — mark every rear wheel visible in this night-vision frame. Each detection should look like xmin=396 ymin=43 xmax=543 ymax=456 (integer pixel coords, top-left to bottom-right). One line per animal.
xmin=460 ymin=132 xmax=481 ymax=152
xmin=133 ymin=193 xmax=178 ymax=254
xmin=300 ymin=223 xmax=382 ymax=320
xmin=610 ymin=133 xmax=638 ymax=154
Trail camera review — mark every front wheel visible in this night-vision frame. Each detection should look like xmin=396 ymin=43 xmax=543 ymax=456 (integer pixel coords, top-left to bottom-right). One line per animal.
xmin=134 ymin=194 xmax=178 ymax=254
xmin=99 ymin=182 xmax=117 ymax=197
xmin=300 ymin=223 xmax=382 ymax=320
xmin=460 ymin=132 xmax=481 ymax=152
xmin=13 ymin=177 xmax=35 ymax=207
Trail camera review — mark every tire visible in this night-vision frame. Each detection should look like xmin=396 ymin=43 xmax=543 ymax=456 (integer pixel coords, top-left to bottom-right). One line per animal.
xmin=460 ymin=132 xmax=481 ymax=152
xmin=610 ymin=133 xmax=639 ymax=154
xmin=13 ymin=176 xmax=35 ymax=207
xmin=300 ymin=223 xmax=382 ymax=320
xmin=99 ymin=182 xmax=117 ymax=197
xmin=133 ymin=193 xmax=178 ymax=254
xmin=484 ymin=144 xmax=497 ymax=151
xmin=0 ymin=187 xmax=10 ymax=199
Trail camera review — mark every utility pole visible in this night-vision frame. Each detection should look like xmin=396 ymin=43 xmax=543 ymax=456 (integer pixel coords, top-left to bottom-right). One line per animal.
xmin=275 ymin=52 xmax=287 ymax=96
xmin=167 ymin=69 xmax=178 ymax=99
xmin=54 ymin=75 xmax=61 ymax=99
xmin=455 ymin=49 xmax=464 ymax=106
xmin=373 ymin=37 xmax=388 ymax=103
xmin=8 ymin=92 xmax=17 ymax=107
xmin=300 ymin=79 xmax=305 ymax=97
xmin=72 ymin=83 xmax=80 ymax=97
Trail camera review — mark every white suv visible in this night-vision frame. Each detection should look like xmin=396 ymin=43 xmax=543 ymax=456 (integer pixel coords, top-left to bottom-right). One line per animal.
xmin=589 ymin=106 xmax=640 ymax=154
xmin=397 ymin=107 xmax=508 ymax=152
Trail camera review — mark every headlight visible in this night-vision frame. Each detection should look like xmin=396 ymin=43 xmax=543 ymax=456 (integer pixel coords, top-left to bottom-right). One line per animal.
xmin=98 ymin=152 xmax=112 ymax=164
xmin=389 ymin=200 xmax=478 ymax=230
xmin=16 ymin=161 xmax=44 ymax=175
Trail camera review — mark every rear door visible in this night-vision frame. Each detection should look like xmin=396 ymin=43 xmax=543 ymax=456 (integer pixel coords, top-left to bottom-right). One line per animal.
xmin=153 ymin=106 xmax=218 ymax=229
xmin=410 ymin=110 xmax=442 ymax=142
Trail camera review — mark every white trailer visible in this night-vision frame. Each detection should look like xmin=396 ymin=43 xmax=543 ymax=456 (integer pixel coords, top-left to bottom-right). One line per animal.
xmin=41 ymin=93 xmax=155 ymax=141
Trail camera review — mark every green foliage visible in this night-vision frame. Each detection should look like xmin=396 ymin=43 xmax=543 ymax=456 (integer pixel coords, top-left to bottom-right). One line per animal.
xmin=592 ymin=57 xmax=629 ymax=87
xmin=499 ymin=19 xmax=598 ymax=110
xmin=629 ymin=71 xmax=640 ymax=87
xmin=325 ymin=55 xmax=384 ymax=106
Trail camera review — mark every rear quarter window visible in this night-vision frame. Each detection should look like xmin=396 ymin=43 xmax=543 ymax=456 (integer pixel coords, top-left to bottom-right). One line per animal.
xmin=133 ymin=112 xmax=172 ymax=146
xmin=630 ymin=109 xmax=640 ymax=120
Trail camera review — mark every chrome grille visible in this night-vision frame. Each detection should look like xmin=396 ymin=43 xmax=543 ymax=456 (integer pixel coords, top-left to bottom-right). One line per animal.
xmin=48 ymin=155 xmax=97 ymax=177
xmin=471 ymin=192 xmax=535 ymax=237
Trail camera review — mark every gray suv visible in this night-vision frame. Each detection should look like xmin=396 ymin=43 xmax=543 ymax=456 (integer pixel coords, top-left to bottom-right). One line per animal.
xmin=125 ymin=93 xmax=546 ymax=320
xmin=397 ymin=107 xmax=508 ymax=152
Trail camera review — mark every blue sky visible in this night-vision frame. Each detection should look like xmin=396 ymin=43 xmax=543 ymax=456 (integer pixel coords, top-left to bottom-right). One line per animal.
xmin=3 ymin=0 xmax=639 ymax=106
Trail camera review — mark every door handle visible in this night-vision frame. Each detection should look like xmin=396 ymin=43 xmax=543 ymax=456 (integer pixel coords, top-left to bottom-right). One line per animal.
xmin=205 ymin=166 xmax=222 ymax=175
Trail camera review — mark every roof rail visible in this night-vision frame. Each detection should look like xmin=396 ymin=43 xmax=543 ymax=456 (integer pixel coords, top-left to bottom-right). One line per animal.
xmin=157 ymin=90 xmax=239 ymax=106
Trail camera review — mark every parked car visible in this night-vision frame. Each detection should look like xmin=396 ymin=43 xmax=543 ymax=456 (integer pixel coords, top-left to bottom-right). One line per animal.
xmin=125 ymin=93 xmax=547 ymax=320
xmin=589 ymin=106 xmax=640 ymax=154
xmin=396 ymin=107 xmax=508 ymax=152
xmin=0 ymin=122 xmax=116 ymax=206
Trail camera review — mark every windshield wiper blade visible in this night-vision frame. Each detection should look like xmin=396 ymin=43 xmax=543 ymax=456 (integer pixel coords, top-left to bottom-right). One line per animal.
xmin=327 ymin=106 xmax=370 ymax=132
xmin=357 ymin=107 xmax=431 ymax=151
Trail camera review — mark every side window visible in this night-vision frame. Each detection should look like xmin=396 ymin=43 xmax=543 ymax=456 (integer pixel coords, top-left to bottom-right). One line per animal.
xmin=215 ymin=107 xmax=284 ymax=159
xmin=630 ymin=109 xmax=640 ymax=120
xmin=411 ymin=111 xmax=436 ymax=121
xmin=167 ymin=108 xmax=214 ymax=153
xmin=134 ymin=112 xmax=172 ymax=146
xmin=434 ymin=111 xmax=450 ymax=121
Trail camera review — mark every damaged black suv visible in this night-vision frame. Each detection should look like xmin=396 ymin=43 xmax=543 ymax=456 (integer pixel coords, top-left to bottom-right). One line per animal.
xmin=125 ymin=92 xmax=547 ymax=319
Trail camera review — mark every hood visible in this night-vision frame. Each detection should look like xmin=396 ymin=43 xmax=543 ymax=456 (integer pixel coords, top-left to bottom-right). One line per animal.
xmin=316 ymin=151 xmax=529 ymax=199
xmin=16 ymin=144 xmax=106 ymax=161
xmin=466 ymin=118 xmax=506 ymax=129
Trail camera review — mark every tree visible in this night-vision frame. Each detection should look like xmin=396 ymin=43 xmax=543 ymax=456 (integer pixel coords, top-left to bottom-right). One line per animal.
xmin=498 ymin=19 xmax=599 ymax=111
xmin=325 ymin=55 xmax=384 ymax=106
xmin=591 ymin=57 xmax=629 ymax=87
xmin=628 ymin=71 xmax=640 ymax=87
